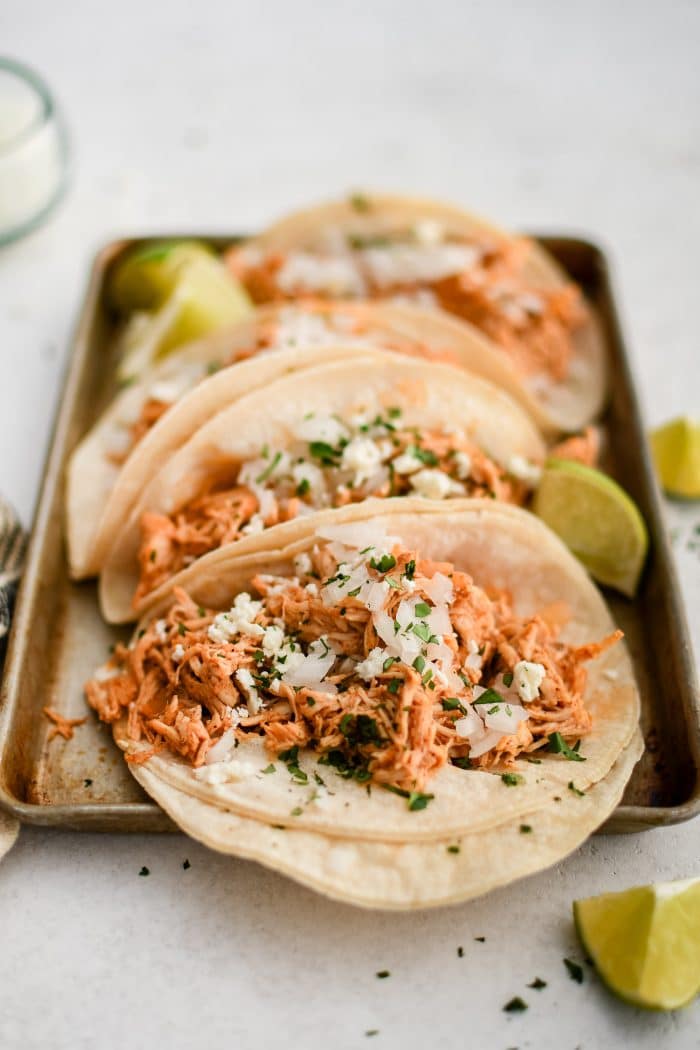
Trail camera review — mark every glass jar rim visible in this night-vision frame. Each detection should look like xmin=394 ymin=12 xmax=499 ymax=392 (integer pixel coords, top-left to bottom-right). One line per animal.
xmin=0 ymin=56 xmax=57 ymax=158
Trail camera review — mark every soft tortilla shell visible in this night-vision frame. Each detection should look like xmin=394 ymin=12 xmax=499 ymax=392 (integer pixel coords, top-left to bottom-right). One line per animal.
xmin=99 ymin=353 xmax=546 ymax=623
xmin=130 ymin=730 xmax=643 ymax=910
xmin=113 ymin=502 xmax=640 ymax=844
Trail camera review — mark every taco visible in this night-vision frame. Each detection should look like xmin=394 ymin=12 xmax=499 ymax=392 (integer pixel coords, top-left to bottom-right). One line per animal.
xmin=225 ymin=193 xmax=606 ymax=434
xmin=97 ymin=352 xmax=547 ymax=622
xmin=67 ymin=299 xmax=528 ymax=580
xmin=86 ymin=503 xmax=640 ymax=905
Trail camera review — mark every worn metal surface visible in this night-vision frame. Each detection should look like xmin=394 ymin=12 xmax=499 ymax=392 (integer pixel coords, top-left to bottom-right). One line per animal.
xmin=0 ymin=234 xmax=697 ymax=832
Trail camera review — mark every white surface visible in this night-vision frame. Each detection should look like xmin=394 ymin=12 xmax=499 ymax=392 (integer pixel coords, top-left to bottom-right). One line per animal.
xmin=1 ymin=1 xmax=699 ymax=1047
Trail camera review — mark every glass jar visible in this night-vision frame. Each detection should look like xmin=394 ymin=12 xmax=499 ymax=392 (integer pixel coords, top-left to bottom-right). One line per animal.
xmin=0 ymin=57 xmax=70 ymax=245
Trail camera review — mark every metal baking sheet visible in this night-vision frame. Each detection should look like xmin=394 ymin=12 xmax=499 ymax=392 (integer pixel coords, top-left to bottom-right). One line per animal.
xmin=0 ymin=233 xmax=698 ymax=833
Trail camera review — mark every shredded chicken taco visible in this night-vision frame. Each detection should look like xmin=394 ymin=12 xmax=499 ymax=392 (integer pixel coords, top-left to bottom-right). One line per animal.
xmin=225 ymin=193 xmax=606 ymax=434
xmin=86 ymin=503 xmax=640 ymax=853
xmin=97 ymin=352 xmax=547 ymax=622
xmin=67 ymin=299 xmax=539 ymax=580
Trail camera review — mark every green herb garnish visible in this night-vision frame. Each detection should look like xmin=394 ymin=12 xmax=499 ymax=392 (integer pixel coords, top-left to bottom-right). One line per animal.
xmin=370 ymin=553 xmax=397 ymax=573
xmin=568 ymin=781 xmax=585 ymax=797
xmin=501 ymin=772 xmax=524 ymax=787
xmin=548 ymin=732 xmax=586 ymax=761
xmin=255 ymin=450 xmax=282 ymax=483
xmin=563 ymin=958 xmax=584 ymax=983
xmin=261 ymin=763 xmax=276 ymax=774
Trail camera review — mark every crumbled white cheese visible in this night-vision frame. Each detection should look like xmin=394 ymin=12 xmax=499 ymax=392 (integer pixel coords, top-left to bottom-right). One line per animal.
xmin=261 ymin=625 xmax=285 ymax=657
xmin=453 ymin=451 xmax=472 ymax=480
xmin=507 ymin=455 xmax=542 ymax=487
xmin=354 ymin=646 xmax=386 ymax=681
xmin=341 ymin=437 xmax=382 ymax=486
xmin=361 ymin=243 xmax=480 ymax=288
xmin=154 ymin=619 xmax=168 ymax=642
xmin=194 ymin=758 xmax=258 ymax=784
xmin=207 ymin=593 xmax=264 ymax=643
xmin=392 ymin=451 xmax=423 ymax=476
xmin=410 ymin=468 xmax=462 ymax=500
xmin=513 ymin=660 xmax=546 ymax=702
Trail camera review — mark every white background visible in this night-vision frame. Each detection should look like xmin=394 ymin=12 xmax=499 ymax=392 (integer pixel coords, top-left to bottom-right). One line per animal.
xmin=1 ymin=1 xmax=699 ymax=1047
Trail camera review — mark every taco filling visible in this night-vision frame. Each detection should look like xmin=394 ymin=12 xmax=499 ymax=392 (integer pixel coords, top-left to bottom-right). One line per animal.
xmin=110 ymin=307 xmax=447 ymax=465
xmin=87 ymin=527 xmax=621 ymax=795
xmin=136 ymin=408 xmax=533 ymax=605
xmin=226 ymin=225 xmax=586 ymax=383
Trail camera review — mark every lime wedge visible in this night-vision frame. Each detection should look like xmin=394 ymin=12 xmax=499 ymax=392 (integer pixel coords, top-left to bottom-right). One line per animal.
xmin=115 ymin=253 xmax=253 ymax=382
xmin=650 ymin=417 xmax=700 ymax=499
xmin=574 ymin=877 xmax=700 ymax=1010
xmin=109 ymin=240 xmax=215 ymax=312
xmin=532 ymin=459 xmax=648 ymax=597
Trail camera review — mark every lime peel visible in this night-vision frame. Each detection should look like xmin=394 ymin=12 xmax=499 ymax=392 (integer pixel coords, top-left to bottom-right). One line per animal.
xmin=650 ymin=417 xmax=700 ymax=500
xmin=574 ymin=876 xmax=700 ymax=1010
xmin=532 ymin=459 xmax=648 ymax=597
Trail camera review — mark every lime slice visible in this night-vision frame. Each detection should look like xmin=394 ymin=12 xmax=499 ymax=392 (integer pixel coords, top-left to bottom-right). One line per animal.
xmin=109 ymin=240 xmax=215 ymax=312
xmin=650 ymin=417 xmax=700 ymax=499
xmin=115 ymin=253 xmax=253 ymax=382
xmin=574 ymin=877 xmax=700 ymax=1010
xmin=532 ymin=459 xmax=648 ymax=597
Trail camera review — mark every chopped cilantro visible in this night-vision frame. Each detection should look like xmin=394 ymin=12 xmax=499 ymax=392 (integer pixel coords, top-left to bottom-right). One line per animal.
xmin=414 ymin=601 xmax=431 ymax=617
xmin=447 ymin=844 xmax=460 ymax=854
xmin=138 ymin=866 xmax=150 ymax=877
xmin=501 ymin=772 xmax=524 ymax=787
xmin=519 ymin=824 xmax=532 ymax=834
xmin=525 ymin=756 xmax=542 ymax=765
xmin=261 ymin=763 xmax=276 ymax=774
xmin=375 ymin=970 xmax=390 ymax=979
xmin=383 ymin=656 xmax=397 ymax=671
xmin=370 ymin=553 xmax=397 ymax=573
xmin=441 ymin=697 xmax=467 ymax=714
xmin=502 ymin=671 xmax=514 ymax=687
xmin=197 ymin=606 xmax=206 ymax=617
xmin=255 ymin=450 xmax=282 ymax=483
xmin=385 ymin=576 xmax=400 ymax=590
xmin=348 ymin=586 xmax=362 ymax=597
xmin=177 ymin=622 xmax=186 ymax=636
xmin=406 ymin=444 xmax=438 ymax=466
xmin=451 ymin=756 xmax=472 ymax=769
xmin=309 ymin=440 xmax=340 ymax=465
xmin=387 ymin=406 xmax=401 ymax=419
xmin=548 ymin=732 xmax=586 ymax=761
xmin=473 ymin=687 xmax=506 ymax=706
xmin=404 ymin=559 xmax=416 ymax=580
xmin=279 ymin=745 xmax=299 ymax=764
xmin=503 ymin=997 xmax=528 ymax=1013
xmin=296 ymin=477 xmax=311 ymax=497
xmin=313 ymin=772 xmax=325 ymax=786
xmin=412 ymin=654 xmax=426 ymax=672
xmin=568 ymin=781 xmax=585 ymax=797
xmin=340 ymin=713 xmax=382 ymax=746
xmin=388 ymin=678 xmax=401 ymax=694
xmin=412 ymin=622 xmax=436 ymax=643
xmin=563 ymin=958 xmax=584 ymax=984
xmin=528 ymin=977 xmax=547 ymax=989
xmin=408 ymin=791 xmax=433 ymax=811
xmin=290 ymin=806 xmax=303 ymax=817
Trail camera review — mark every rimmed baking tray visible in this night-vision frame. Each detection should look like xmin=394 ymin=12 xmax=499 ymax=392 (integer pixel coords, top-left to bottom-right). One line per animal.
xmin=0 ymin=234 xmax=697 ymax=833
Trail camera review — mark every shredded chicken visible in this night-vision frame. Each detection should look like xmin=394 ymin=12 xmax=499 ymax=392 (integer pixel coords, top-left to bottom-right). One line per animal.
xmin=135 ymin=422 xmax=527 ymax=604
xmin=86 ymin=542 xmax=621 ymax=792
xmin=226 ymin=234 xmax=587 ymax=382
xmin=43 ymin=707 xmax=87 ymax=742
